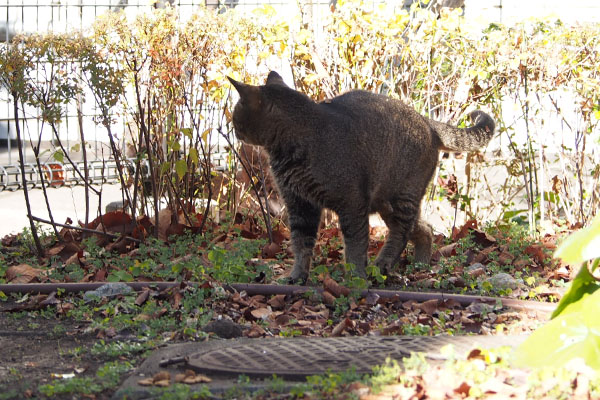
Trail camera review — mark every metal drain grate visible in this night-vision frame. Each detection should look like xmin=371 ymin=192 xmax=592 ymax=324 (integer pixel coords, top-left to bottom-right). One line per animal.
xmin=186 ymin=335 xmax=522 ymax=378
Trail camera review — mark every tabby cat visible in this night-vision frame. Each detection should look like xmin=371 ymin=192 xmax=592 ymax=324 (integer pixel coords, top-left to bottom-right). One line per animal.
xmin=228 ymin=71 xmax=495 ymax=283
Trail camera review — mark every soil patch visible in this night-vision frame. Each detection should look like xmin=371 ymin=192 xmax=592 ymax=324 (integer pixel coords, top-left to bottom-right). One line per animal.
xmin=0 ymin=302 xmax=102 ymax=399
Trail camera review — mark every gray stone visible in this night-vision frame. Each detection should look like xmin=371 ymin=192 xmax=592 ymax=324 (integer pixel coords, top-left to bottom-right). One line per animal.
xmin=83 ymin=282 xmax=133 ymax=302
xmin=203 ymin=319 xmax=244 ymax=339
xmin=466 ymin=262 xmax=486 ymax=272
xmin=485 ymin=272 xmax=519 ymax=291
xmin=105 ymin=200 xmax=125 ymax=213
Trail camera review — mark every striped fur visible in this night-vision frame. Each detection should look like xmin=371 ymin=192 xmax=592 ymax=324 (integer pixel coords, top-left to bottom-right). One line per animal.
xmin=228 ymin=72 xmax=495 ymax=283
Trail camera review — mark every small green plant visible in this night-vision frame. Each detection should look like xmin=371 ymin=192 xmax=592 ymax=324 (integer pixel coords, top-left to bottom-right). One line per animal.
xmin=91 ymin=340 xmax=151 ymax=359
xmin=368 ymin=358 xmax=403 ymax=393
xmin=207 ymin=237 xmax=267 ymax=283
xmin=38 ymin=361 xmax=132 ymax=397
xmin=402 ymin=323 xmax=432 ymax=336
xmin=51 ymin=324 xmax=66 ymax=337
xmin=279 ymin=328 xmax=302 ymax=337
xmin=146 ymin=384 xmax=211 ymax=399
xmin=305 ymin=367 xmax=362 ymax=395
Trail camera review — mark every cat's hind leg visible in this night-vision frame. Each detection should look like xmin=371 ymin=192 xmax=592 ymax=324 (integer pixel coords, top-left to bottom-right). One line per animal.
xmin=410 ymin=217 xmax=433 ymax=264
xmin=284 ymin=192 xmax=322 ymax=284
xmin=375 ymin=196 xmax=420 ymax=274
xmin=338 ymin=209 xmax=370 ymax=279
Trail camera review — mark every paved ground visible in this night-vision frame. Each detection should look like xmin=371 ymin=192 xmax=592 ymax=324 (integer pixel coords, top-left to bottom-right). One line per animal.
xmin=0 ymin=142 xmax=125 ymax=236
xmin=0 ymin=183 xmax=125 ymax=236
xmin=0 ymin=142 xmax=525 ymax=238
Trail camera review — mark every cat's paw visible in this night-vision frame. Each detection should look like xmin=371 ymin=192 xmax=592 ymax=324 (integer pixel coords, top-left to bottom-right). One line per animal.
xmin=287 ymin=268 xmax=309 ymax=285
xmin=374 ymin=257 xmax=395 ymax=276
xmin=353 ymin=266 xmax=368 ymax=280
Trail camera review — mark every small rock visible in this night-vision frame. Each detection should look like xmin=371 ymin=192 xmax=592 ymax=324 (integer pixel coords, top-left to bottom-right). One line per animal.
xmin=485 ymin=272 xmax=518 ymax=291
xmin=466 ymin=262 xmax=486 ymax=272
xmin=467 ymin=302 xmax=497 ymax=314
xmin=447 ymin=276 xmax=466 ymax=287
xmin=83 ymin=282 xmax=133 ymax=302
xmin=105 ymin=200 xmax=125 ymax=213
xmin=203 ymin=319 xmax=243 ymax=339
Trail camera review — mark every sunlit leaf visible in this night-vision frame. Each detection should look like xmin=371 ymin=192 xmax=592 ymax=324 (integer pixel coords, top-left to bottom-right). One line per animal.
xmin=53 ymin=150 xmax=64 ymax=163
xmin=181 ymin=128 xmax=193 ymax=139
xmin=554 ymin=216 xmax=600 ymax=264
xmin=514 ymin=289 xmax=600 ymax=370
xmin=189 ymin=148 xmax=199 ymax=166
xmin=551 ymin=260 xmax=599 ymax=319
xmin=175 ymin=159 xmax=187 ymax=180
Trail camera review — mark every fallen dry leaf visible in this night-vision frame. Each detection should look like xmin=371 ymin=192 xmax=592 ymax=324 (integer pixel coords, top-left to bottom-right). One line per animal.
xmin=245 ymin=323 xmax=266 ymax=338
xmin=138 ymin=370 xmax=171 ymax=387
xmin=267 ymin=294 xmax=286 ymax=309
xmin=323 ymin=276 xmax=351 ymax=298
xmin=262 ymin=242 xmax=281 ymax=258
xmin=250 ymin=307 xmax=272 ymax=320
xmin=175 ymin=369 xmax=212 ymax=384
xmin=135 ymin=288 xmax=151 ymax=306
xmin=416 ymin=299 xmax=440 ymax=315
xmin=182 ymin=374 xmax=212 ymax=384
xmin=436 ymin=242 xmax=458 ymax=258
xmin=525 ymin=244 xmax=549 ymax=264
xmin=322 ymin=290 xmax=336 ymax=305
xmin=5 ymin=264 xmax=45 ymax=283
xmin=331 ymin=317 xmax=353 ymax=336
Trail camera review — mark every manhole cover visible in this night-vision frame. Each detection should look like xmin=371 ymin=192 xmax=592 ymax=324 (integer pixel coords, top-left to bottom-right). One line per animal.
xmin=186 ymin=335 xmax=522 ymax=378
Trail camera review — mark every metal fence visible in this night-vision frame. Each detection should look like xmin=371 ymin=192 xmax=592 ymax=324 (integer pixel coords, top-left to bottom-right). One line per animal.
xmin=1 ymin=0 xmax=598 ymax=191
xmin=0 ymin=0 xmax=331 ymax=184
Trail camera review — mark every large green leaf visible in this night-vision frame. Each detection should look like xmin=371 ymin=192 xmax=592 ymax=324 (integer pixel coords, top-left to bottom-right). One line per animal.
xmin=175 ymin=160 xmax=188 ymax=180
xmin=554 ymin=216 xmax=600 ymax=264
xmin=514 ymin=289 xmax=600 ymax=370
xmin=551 ymin=260 xmax=599 ymax=319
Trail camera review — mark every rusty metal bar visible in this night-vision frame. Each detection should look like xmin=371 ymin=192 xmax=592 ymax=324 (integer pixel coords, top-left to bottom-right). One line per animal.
xmin=0 ymin=282 xmax=556 ymax=314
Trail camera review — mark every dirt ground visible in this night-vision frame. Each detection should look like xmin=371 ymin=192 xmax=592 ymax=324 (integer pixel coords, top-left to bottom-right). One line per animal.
xmin=0 ymin=302 xmax=109 ymax=399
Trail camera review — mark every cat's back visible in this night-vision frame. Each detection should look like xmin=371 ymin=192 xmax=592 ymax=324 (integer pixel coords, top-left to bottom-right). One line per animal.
xmin=320 ymin=90 xmax=429 ymax=140
xmin=321 ymin=90 xmax=393 ymax=114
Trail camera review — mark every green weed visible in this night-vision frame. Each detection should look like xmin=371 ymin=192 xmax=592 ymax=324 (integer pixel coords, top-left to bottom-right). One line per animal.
xmin=38 ymin=361 xmax=132 ymax=397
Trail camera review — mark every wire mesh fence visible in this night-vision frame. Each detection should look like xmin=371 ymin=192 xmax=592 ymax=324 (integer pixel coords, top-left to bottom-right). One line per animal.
xmin=0 ymin=0 xmax=335 ymax=181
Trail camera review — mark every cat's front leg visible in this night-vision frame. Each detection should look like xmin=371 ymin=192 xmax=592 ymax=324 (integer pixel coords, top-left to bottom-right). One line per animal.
xmin=284 ymin=191 xmax=322 ymax=284
xmin=338 ymin=211 xmax=370 ymax=279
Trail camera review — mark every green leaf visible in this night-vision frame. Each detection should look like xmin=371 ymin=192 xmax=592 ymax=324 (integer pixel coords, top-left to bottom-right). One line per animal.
xmin=175 ymin=160 xmax=188 ymax=180
xmin=189 ymin=148 xmax=199 ymax=166
xmin=551 ymin=260 xmax=600 ymax=319
xmin=181 ymin=127 xmax=193 ymax=139
xmin=554 ymin=215 xmax=600 ymax=264
xmin=107 ymin=270 xmax=133 ymax=282
xmin=514 ymin=289 xmax=600 ymax=370
xmin=502 ymin=209 xmax=527 ymax=221
xmin=170 ymin=141 xmax=181 ymax=152
xmin=53 ymin=150 xmax=64 ymax=163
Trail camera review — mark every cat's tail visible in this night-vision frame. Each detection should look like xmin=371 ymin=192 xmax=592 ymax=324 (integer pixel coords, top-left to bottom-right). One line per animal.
xmin=430 ymin=110 xmax=495 ymax=152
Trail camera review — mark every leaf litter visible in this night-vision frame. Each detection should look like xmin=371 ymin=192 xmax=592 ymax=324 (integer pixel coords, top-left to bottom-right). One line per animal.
xmin=0 ymin=209 xmax=587 ymax=398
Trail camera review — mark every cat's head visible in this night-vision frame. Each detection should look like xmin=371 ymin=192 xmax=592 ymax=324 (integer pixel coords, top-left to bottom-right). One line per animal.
xmin=227 ymin=71 xmax=290 ymax=147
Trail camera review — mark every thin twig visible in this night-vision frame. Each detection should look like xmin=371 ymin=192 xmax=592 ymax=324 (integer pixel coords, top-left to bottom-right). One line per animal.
xmin=31 ymin=215 xmax=141 ymax=244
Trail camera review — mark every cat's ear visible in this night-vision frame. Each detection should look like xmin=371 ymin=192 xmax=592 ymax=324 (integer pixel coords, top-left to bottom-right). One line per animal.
xmin=228 ymin=76 xmax=261 ymax=110
xmin=265 ymin=71 xmax=287 ymax=87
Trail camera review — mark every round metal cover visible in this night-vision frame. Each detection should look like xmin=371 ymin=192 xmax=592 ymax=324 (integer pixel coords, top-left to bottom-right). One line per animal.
xmin=186 ymin=335 xmax=521 ymax=378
